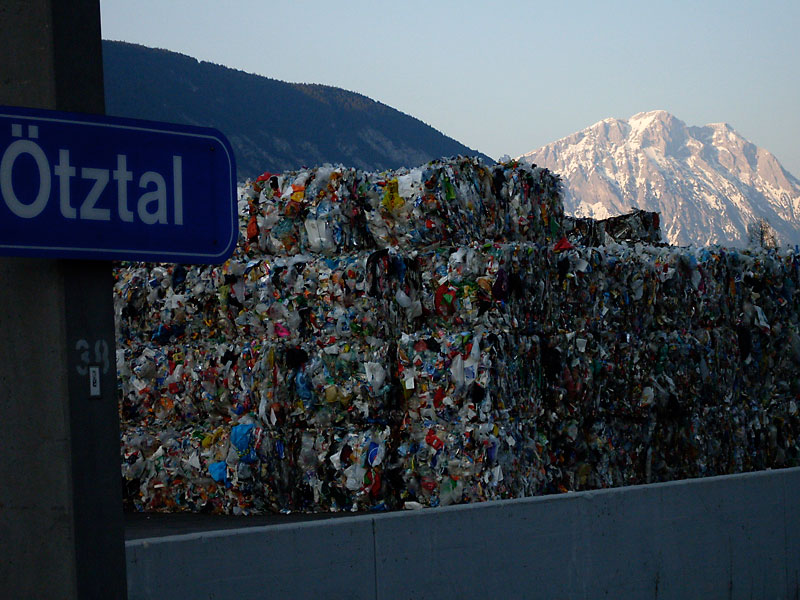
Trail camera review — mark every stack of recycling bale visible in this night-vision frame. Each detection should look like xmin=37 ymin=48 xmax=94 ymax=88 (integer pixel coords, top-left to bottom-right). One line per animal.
xmin=115 ymin=156 xmax=800 ymax=515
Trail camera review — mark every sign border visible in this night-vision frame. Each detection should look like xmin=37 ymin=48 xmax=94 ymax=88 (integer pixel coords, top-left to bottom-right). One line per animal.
xmin=0 ymin=105 xmax=238 ymax=263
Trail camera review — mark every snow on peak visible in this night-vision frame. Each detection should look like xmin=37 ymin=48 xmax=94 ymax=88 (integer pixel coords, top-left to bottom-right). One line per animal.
xmin=627 ymin=110 xmax=678 ymax=138
xmin=518 ymin=111 xmax=800 ymax=247
xmin=630 ymin=109 xmax=671 ymax=120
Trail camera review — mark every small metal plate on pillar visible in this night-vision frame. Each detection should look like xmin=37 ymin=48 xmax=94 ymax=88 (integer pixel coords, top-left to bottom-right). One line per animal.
xmin=88 ymin=364 xmax=101 ymax=398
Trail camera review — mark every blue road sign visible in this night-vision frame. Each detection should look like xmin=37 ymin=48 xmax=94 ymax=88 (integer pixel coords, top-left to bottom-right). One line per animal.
xmin=0 ymin=105 xmax=237 ymax=263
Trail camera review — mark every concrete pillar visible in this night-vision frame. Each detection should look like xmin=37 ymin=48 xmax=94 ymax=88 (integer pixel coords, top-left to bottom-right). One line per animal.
xmin=0 ymin=1 xmax=127 ymax=598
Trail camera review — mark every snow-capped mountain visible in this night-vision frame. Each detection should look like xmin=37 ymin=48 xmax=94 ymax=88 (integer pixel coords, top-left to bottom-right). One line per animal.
xmin=519 ymin=110 xmax=800 ymax=247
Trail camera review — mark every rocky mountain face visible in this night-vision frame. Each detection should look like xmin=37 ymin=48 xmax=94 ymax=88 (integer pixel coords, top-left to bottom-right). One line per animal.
xmin=520 ymin=110 xmax=800 ymax=247
xmin=102 ymin=41 xmax=489 ymax=180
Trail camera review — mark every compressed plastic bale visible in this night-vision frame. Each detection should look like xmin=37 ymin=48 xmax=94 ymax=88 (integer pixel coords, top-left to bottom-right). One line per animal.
xmin=115 ymin=156 xmax=800 ymax=515
xmin=241 ymin=158 xmax=565 ymax=257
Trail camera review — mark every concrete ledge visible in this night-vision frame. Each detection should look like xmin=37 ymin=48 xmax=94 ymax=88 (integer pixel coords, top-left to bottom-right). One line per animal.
xmin=127 ymin=517 xmax=376 ymax=599
xmin=127 ymin=468 xmax=800 ymax=599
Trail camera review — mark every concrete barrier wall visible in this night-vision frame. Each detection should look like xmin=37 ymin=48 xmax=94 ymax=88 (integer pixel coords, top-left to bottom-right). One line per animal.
xmin=126 ymin=467 xmax=800 ymax=599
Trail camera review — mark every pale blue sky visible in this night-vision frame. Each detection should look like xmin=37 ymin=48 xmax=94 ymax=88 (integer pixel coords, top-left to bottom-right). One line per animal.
xmin=101 ymin=0 xmax=800 ymax=176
